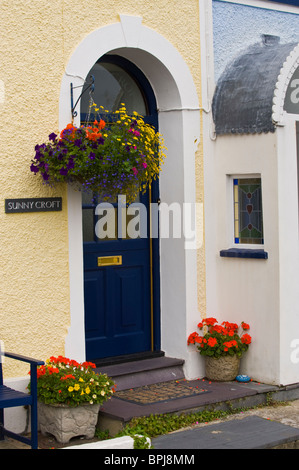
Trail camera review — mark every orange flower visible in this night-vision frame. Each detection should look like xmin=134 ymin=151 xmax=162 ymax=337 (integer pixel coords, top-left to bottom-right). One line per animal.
xmin=47 ymin=366 xmax=59 ymax=374
xmin=60 ymin=123 xmax=77 ymax=140
xmin=207 ymin=337 xmax=217 ymax=347
xmin=187 ymin=332 xmax=200 ymax=345
xmin=94 ymin=119 xmax=105 ymax=130
xmin=60 ymin=374 xmax=76 ymax=381
xmin=36 ymin=365 xmax=46 ymax=378
xmin=82 ymin=361 xmax=96 ymax=369
xmin=204 ymin=317 xmax=217 ymax=326
xmin=241 ymin=334 xmax=251 ymax=345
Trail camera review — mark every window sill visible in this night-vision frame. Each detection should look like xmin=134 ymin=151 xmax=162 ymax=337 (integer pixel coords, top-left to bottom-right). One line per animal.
xmin=220 ymin=248 xmax=268 ymax=259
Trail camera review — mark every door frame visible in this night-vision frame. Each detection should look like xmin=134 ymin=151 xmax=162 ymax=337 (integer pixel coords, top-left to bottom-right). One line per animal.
xmin=82 ymin=54 xmax=161 ymax=358
xmin=62 ymin=16 xmax=201 ymax=378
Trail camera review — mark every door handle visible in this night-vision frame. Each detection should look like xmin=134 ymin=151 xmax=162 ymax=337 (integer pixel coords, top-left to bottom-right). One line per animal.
xmin=97 ymin=255 xmax=122 ymax=267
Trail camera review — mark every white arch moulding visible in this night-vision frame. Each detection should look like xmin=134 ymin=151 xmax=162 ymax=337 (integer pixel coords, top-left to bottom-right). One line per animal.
xmin=272 ymin=42 xmax=299 ymax=125
xmin=60 ymin=15 xmax=201 ymax=373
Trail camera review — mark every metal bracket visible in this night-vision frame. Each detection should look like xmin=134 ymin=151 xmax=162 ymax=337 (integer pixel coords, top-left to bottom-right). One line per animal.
xmin=70 ymin=75 xmax=95 ymax=119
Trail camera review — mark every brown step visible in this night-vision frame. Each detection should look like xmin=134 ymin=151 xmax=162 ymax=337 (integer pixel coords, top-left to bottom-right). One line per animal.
xmin=96 ymin=356 xmax=185 ymax=391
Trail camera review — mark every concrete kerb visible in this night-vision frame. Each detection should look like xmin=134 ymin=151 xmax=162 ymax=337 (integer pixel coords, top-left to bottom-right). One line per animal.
xmin=63 ymin=435 xmax=151 ymax=450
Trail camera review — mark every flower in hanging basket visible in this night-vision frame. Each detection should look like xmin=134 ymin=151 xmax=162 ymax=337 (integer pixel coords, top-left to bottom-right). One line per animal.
xmin=30 ymin=104 xmax=166 ymax=203
xmin=187 ymin=317 xmax=251 ymax=358
xmin=28 ymin=356 xmax=116 ymax=407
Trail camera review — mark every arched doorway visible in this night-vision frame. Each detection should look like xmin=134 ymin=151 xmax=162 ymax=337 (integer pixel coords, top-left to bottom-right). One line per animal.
xmin=62 ymin=17 xmax=200 ymax=379
xmin=80 ymin=55 xmax=160 ymax=362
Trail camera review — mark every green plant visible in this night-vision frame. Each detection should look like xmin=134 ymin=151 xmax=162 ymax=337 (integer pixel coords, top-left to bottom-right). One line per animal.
xmin=188 ymin=317 xmax=252 ymax=358
xmin=30 ymin=104 xmax=166 ymax=203
xmin=28 ymin=356 xmax=116 ymax=407
xmin=133 ymin=435 xmax=151 ymax=449
xmin=94 ymin=428 xmax=111 ymax=441
xmin=117 ymin=409 xmax=231 ymax=440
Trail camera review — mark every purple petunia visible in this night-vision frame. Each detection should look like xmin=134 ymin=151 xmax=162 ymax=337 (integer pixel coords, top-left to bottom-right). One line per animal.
xmin=49 ymin=132 xmax=57 ymax=142
xmin=30 ymin=163 xmax=39 ymax=174
xmin=67 ymin=158 xmax=75 ymax=170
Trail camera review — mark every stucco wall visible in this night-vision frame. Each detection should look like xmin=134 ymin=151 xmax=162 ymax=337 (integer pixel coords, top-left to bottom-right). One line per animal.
xmin=0 ymin=0 xmax=203 ymax=378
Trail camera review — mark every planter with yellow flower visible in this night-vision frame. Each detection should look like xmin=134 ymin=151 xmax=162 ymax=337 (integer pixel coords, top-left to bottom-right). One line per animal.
xmin=30 ymin=104 xmax=166 ymax=204
xmin=29 ymin=356 xmax=115 ymax=444
xmin=188 ymin=318 xmax=252 ymax=381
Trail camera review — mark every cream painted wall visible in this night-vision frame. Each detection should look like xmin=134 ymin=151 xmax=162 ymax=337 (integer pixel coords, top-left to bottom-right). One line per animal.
xmin=0 ymin=0 xmax=204 ymax=378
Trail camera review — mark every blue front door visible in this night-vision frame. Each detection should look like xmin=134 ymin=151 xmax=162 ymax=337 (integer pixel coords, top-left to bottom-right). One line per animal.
xmin=81 ymin=56 xmax=160 ymax=361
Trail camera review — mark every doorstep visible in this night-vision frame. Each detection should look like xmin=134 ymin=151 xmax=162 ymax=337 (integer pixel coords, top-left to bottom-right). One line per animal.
xmin=98 ymin=378 xmax=299 ymax=436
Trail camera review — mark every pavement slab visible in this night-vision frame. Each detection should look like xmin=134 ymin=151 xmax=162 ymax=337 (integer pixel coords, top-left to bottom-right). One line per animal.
xmin=152 ymin=415 xmax=299 ymax=449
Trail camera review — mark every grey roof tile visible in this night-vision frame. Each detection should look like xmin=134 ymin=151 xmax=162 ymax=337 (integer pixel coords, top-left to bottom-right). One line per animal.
xmin=212 ymin=36 xmax=297 ymax=135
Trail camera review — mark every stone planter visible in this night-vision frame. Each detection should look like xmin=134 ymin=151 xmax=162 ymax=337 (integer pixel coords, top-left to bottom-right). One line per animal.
xmin=38 ymin=402 xmax=101 ymax=444
xmin=205 ymin=355 xmax=240 ymax=381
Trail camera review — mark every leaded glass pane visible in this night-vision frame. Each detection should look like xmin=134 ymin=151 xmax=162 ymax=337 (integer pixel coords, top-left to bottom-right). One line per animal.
xmin=234 ymin=178 xmax=264 ymax=244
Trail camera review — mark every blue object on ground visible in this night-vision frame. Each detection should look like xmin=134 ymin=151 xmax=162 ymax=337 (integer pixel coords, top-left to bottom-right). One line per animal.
xmin=236 ymin=375 xmax=251 ymax=382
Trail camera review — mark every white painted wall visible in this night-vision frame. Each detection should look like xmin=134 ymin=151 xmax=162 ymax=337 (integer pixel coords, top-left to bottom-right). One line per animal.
xmin=201 ymin=0 xmax=299 ymax=386
xmin=276 ymin=121 xmax=299 ymax=385
xmin=209 ymin=132 xmax=281 ymax=384
xmin=206 ymin=125 xmax=299 ymax=385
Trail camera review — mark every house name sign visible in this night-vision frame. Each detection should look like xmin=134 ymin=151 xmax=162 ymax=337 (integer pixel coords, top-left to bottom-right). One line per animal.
xmin=5 ymin=197 xmax=62 ymax=213
xmin=284 ymin=66 xmax=299 ymax=115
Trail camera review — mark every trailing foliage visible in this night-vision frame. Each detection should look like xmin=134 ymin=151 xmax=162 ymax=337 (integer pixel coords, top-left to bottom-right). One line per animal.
xmin=117 ymin=409 xmax=230 ymax=439
xmin=30 ymin=104 xmax=166 ymax=203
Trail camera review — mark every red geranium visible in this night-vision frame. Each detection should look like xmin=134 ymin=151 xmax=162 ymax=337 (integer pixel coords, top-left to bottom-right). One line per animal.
xmin=188 ymin=317 xmax=252 ymax=358
xmin=28 ymin=355 xmax=115 ymax=408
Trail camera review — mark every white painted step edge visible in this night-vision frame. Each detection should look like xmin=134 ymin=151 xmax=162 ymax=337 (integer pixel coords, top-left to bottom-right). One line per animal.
xmin=63 ymin=435 xmax=151 ymax=450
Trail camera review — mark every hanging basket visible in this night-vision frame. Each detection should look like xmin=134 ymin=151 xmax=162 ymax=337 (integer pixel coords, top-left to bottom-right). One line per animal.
xmin=30 ymin=105 xmax=166 ymax=204
xmin=205 ymin=355 xmax=240 ymax=382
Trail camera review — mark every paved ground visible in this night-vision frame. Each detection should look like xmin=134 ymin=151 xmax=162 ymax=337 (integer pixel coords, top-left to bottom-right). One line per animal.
xmin=2 ymin=398 xmax=299 ymax=449
xmin=152 ymin=399 xmax=299 ymax=449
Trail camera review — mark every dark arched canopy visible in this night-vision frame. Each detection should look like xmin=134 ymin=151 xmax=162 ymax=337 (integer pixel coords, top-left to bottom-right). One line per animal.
xmin=212 ymin=35 xmax=297 ymax=135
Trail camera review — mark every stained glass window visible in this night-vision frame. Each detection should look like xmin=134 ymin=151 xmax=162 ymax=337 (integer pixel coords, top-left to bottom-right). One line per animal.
xmin=233 ymin=178 xmax=264 ymax=245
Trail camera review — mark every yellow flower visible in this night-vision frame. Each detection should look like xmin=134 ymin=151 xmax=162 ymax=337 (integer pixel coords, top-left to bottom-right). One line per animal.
xmin=74 ymin=384 xmax=80 ymax=391
xmin=85 ymin=387 xmax=91 ymax=394
xmin=68 ymin=386 xmax=74 ymax=392
xmin=79 ymin=378 xmax=84 ymax=382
